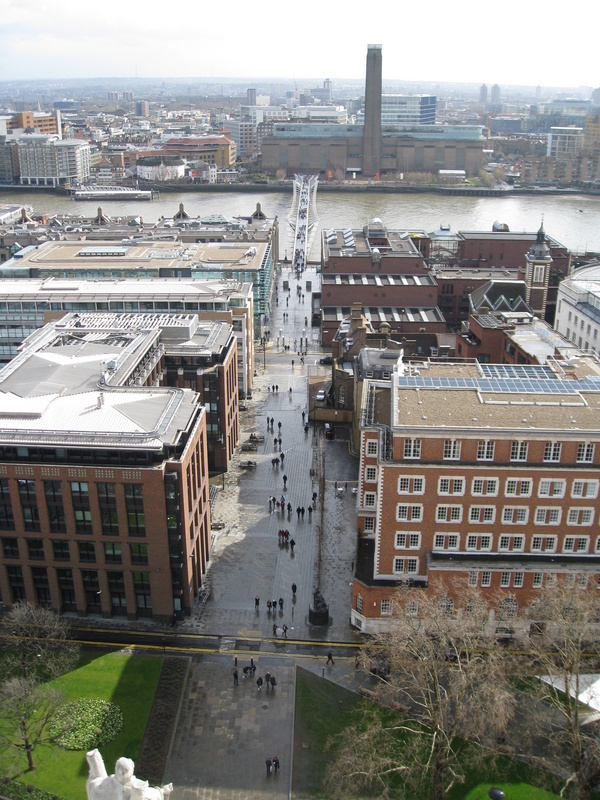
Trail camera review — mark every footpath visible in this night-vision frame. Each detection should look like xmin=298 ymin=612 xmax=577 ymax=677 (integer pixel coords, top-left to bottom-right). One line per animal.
xmin=163 ymin=265 xmax=368 ymax=800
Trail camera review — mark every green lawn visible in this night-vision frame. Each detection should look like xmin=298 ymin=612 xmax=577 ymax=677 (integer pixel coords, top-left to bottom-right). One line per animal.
xmin=1 ymin=651 xmax=163 ymax=800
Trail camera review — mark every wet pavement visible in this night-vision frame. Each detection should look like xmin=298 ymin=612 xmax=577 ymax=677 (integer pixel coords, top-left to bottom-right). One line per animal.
xmin=163 ymin=264 xmax=366 ymax=800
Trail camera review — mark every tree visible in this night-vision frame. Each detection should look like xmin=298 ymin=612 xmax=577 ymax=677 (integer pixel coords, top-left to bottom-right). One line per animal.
xmin=0 ymin=602 xmax=79 ymax=682
xmin=0 ymin=677 xmax=64 ymax=772
xmin=521 ymin=581 xmax=600 ymax=799
xmin=325 ymin=583 xmax=515 ymax=800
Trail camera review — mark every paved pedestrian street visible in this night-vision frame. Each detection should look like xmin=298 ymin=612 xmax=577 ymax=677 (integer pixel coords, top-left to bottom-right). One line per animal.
xmin=165 ymin=265 xmax=364 ymax=800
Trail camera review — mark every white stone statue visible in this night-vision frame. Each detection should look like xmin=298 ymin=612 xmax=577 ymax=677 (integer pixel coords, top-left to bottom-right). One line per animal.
xmin=86 ymin=749 xmax=173 ymax=800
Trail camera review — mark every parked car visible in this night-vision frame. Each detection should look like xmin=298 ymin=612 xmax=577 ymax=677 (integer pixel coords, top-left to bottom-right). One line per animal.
xmin=319 ymin=355 xmax=333 ymax=365
xmin=324 ymin=423 xmax=334 ymax=439
xmin=315 ymin=389 xmax=326 ymax=402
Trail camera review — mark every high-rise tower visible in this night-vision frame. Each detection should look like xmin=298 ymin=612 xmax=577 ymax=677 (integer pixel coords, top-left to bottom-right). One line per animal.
xmin=362 ymin=44 xmax=382 ymax=178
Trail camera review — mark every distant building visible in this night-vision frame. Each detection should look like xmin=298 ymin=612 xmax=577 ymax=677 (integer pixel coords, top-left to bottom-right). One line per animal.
xmin=547 ymin=126 xmax=584 ymax=157
xmin=15 ymin=135 xmax=91 ymax=187
xmin=555 ymin=262 xmax=600 ymax=354
xmin=479 ymin=84 xmax=488 ymax=105
xmin=136 ymin=100 xmax=150 ymax=118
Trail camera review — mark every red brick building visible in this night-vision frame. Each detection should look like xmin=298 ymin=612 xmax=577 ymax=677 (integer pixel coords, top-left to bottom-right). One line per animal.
xmin=0 ymin=313 xmax=235 ymax=621
xmin=352 ymin=357 xmax=600 ymax=633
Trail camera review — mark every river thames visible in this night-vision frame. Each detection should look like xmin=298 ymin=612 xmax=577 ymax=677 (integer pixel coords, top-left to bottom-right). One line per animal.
xmin=1 ymin=188 xmax=599 ymax=258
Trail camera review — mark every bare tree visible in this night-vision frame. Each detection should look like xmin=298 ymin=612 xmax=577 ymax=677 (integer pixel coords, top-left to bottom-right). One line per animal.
xmin=0 ymin=602 xmax=79 ymax=681
xmin=521 ymin=581 xmax=600 ymax=799
xmin=0 ymin=676 xmax=64 ymax=772
xmin=325 ymin=583 xmax=515 ymax=800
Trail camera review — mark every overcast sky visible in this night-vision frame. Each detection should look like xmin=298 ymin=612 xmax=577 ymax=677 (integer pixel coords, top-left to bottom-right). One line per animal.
xmin=1 ymin=0 xmax=597 ymax=90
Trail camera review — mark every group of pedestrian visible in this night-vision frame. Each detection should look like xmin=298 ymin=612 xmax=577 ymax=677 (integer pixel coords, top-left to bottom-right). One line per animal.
xmin=278 ymin=529 xmax=291 ymax=544
xmin=265 ymin=755 xmax=280 ymax=775
xmin=266 ymin=597 xmax=284 ymax=613
xmin=257 ymin=673 xmax=277 ymax=692
xmin=273 ymin=623 xmax=288 ymax=637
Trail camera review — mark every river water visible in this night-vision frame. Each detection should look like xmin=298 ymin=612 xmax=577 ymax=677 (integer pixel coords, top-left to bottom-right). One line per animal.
xmin=1 ymin=188 xmax=599 ymax=258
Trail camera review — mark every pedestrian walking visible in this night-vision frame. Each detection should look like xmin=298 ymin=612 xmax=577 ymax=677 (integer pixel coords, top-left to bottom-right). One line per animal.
xmin=274 ymin=437 xmax=278 ymax=448
xmin=267 ymin=599 xmax=272 ymax=613
xmin=304 ymin=423 xmax=308 ymax=433
xmin=327 ymin=650 xmax=335 ymax=665
xmin=233 ymin=669 xmax=238 ymax=685
xmin=291 ymin=359 xmax=294 ymax=367
xmin=278 ymin=421 xmax=282 ymax=430
xmin=265 ymin=671 xmax=271 ymax=687
xmin=312 ymin=491 xmax=317 ymax=504
xmin=283 ymin=474 xmax=287 ymax=487
xmin=302 ymin=410 xmax=306 ymax=422
xmin=276 ymin=384 xmax=279 ymax=392
xmin=296 ymin=506 xmax=301 ymax=519
xmin=287 ymin=502 xmax=292 ymax=515
xmin=292 ymin=582 xmax=297 ymax=596
xmin=255 ymin=596 xmax=260 ymax=610
xmin=282 ymin=625 xmax=288 ymax=638
xmin=280 ymin=452 xmax=285 ymax=464
xmin=265 ymin=756 xmax=272 ymax=775
xmin=273 ymin=622 xmax=277 ymax=636
xmin=273 ymin=597 xmax=277 ymax=610
xmin=290 ymin=538 xmax=295 ymax=553
xmin=257 ymin=676 xmax=263 ymax=691
xmin=279 ymin=597 xmax=284 ymax=611
xmin=273 ymin=756 xmax=280 ymax=772
xmin=301 ymin=506 xmax=305 ymax=519
xmin=278 ymin=437 xmax=282 ymax=447
xmin=270 ymin=675 xmax=277 ymax=690
xmin=308 ymin=505 xmax=312 ymax=517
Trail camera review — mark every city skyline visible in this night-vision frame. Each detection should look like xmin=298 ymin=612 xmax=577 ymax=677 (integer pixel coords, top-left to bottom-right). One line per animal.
xmin=1 ymin=0 xmax=598 ymax=90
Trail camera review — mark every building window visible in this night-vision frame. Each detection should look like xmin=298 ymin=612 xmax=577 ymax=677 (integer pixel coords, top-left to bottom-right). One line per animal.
xmin=381 ymin=599 xmax=393 ymax=616
xmin=572 ymin=480 xmax=599 ymax=498
xmin=477 ymin=440 xmax=495 ymax=461
xmin=510 ymin=441 xmax=528 ymax=462
xmin=567 ymin=508 xmax=594 ymax=526
xmin=403 ymin=439 xmax=421 ymax=459
xmin=44 ymin=481 xmax=66 ymax=533
xmin=471 ymin=478 xmax=498 ymax=496
xmin=538 ymin=479 xmax=565 ymax=498
xmin=52 ymin=540 xmax=70 ymax=561
xmin=435 ymin=505 xmax=462 ymax=522
xmin=77 ymin=540 xmax=96 ymax=562
xmin=502 ymin=507 xmax=528 ymax=525
xmin=125 ymin=484 xmax=145 ymax=536
xmin=356 ymin=593 xmax=363 ymax=613
xmin=71 ymin=482 xmax=92 ymax=534
xmin=543 ymin=442 xmax=562 ymax=462
xmin=0 ymin=478 xmax=14 ymax=531
xmin=443 ymin=440 xmax=461 ymax=460
xmin=364 ymin=492 xmax=377 ymax=508
xmin=533 ymin=265 xmax=545 ymax=284
xmin=466 ymin=534 xmax=492 ymax=551
xmin=2 ymin=536 xmax=19 ymax=558
xmin=365 ymin=466 xmax=377 ymax=482
xmin=395 ymin=532 xmax=421 ymax=549
xmin=27 ymin=538 xmax=45 ymax=560
xmin=396 ymin=504 xmax=422 ymax=522
xmin=498 ymin=597 xmax=518 ymax=619
xmin=500 ymin=572 xmax=511 ymax=588
xmin=18 ymin=479 xmax=40 ymax=532
xmin=57 ymin=568 xmax=76 ymax=609
xmin=469 ymin=506 xmax=495 ymax=524
xmin=407 ymin=600 xmax=418 ymax=616
xmin=107 ymin=571 xmax=127 ymax=615
xmin=434 ymin=533 xmax=459 ymax=550
xmin=366 ymin=440 xmax=378 ymax=456
xmin=31 ymin=566 xmax=51 ymax=607
xmin=513 ymin=572 xmax=524 ymax=588
xmin=103 ymin=542 xmax=122 ymax=563
xmin=398 ymin=476 xmax=425 ymax=494
xmin=130 ymin=543 xmax=149 ymax=564
xmin=532 ymin=573 xmax=543 ymax=588
xmin=133 ymin=572 xmax=152 ymax=615
xmin=530 ymin=535 xmax=556 ymax=552
xmin=98 ymin=483 xmax=118 ymax=535
xmin=498 ymin=535 xmax=524 ymax=551
xmin=468 ymin=571 xmax=478 ymax=587
xmin=393 ymin=557 xmax=418 ymax=575
xmin=535 ymin=508 xmax=561 ymax=525
xmin=438 ymin=477 xmax=464 ymax=495
xmin=363 ymin=517 xmax=375 ymax=532
xmin=577 ymin=443 xmax=595 ymax=463
xmin=505 ymin=479 xmax=532 ymax=497
xmin=563 ymin=536 xmax=589 ymax=553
